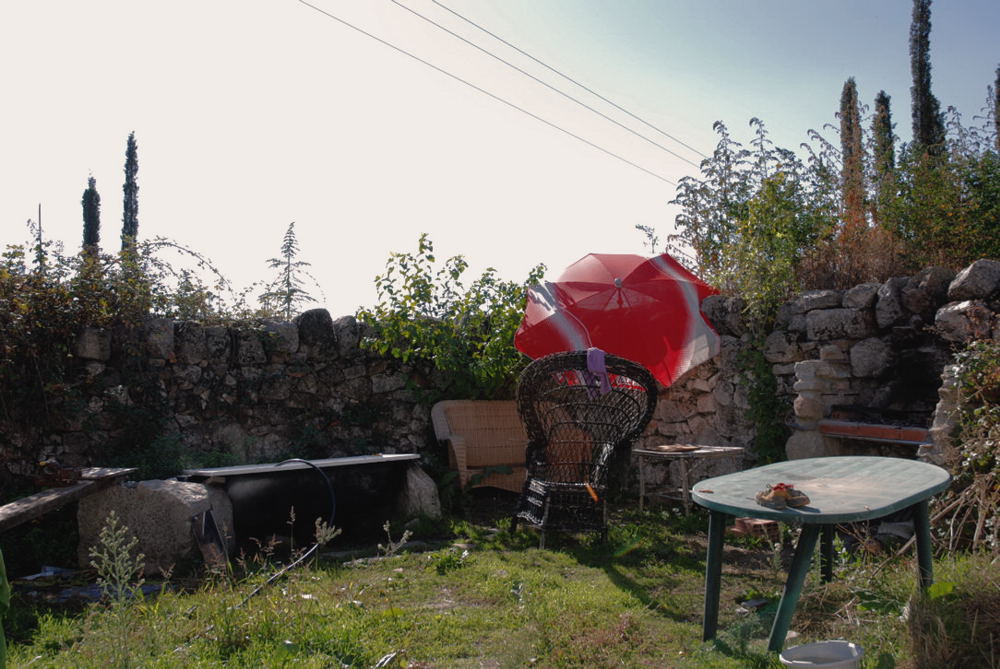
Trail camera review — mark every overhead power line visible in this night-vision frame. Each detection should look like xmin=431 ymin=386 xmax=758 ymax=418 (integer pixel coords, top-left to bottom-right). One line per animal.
xmin=433 ymin=0 xmax=709 ymax=160
xmin=390 ymin=0 xmax=702 ymax=169
xmin=296 ymin=0 xmax=678 ymax=186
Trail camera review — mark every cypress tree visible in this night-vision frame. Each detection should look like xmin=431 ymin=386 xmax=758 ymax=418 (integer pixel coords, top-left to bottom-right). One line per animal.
xmin=909 ymin=0 xmax=945 ymax=154
xmin=82 ymin=176 xmax=101 ymax=254
xmin=121 ymin=131 xmax=139 ymax=251
xmin=839 ymin=78 xmax=865 ymax=233
xmin=873 ymin=91 xmax=896 ymax=223
xmin=994 ymin=65 xmax=999 ymax=152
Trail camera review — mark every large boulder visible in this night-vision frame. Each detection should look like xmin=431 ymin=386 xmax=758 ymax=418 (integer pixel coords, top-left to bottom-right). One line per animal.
xmin=902 ymin=267 xmax=954 ymax=321
xmin=294 ymin=308 xmax=337 ymax=347
xmin=948 ymin=259 xmax=1000 ymax=301
xmin=78 ymin=479 xmax=234 ymax=574
xmin=935 ymin=300 xmax=994 ymax=343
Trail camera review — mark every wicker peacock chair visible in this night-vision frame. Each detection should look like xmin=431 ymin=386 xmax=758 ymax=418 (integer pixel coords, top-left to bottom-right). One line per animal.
xmin=512 ymin=350 xmax=657 ymax=547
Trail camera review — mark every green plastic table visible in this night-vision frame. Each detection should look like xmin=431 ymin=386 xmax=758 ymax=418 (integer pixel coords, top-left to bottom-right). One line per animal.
xmin=691 ymin=456 xmax=951 ymax=652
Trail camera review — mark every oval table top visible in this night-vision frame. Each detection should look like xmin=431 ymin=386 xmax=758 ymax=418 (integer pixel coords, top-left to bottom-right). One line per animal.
xmin=690 ymin=456 xmax=951 ymax=524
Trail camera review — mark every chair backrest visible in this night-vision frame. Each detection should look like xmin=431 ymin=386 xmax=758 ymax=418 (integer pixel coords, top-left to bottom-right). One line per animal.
xmin=516 ymin=350 xmax=657 ymax=487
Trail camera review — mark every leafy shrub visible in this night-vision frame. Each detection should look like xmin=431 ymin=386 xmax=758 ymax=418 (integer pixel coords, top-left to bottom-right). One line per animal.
xmin=357 ymin=234 xmax=545 ymax=400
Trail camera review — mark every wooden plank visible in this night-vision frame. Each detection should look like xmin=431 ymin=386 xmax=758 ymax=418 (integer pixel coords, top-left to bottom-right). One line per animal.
xmin=0 ymin=481 xmax=95 ymax=533
xmin=0 ymin=467 xmax=137 ymax=533
xmin=818 ymin=420 xmax=930 ymax=445
xmin=79 ymin=466 xmax=138 ymax=481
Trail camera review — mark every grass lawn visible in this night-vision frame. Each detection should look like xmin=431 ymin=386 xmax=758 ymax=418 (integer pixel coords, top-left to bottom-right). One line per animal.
xmin=6 ymin=490 xmax=997 ymax=668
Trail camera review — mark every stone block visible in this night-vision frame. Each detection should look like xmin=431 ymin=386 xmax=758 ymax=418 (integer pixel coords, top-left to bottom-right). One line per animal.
xmin=935 ymin=300 xmax=993 ymax=343
xmin=850 ymin=337 xmax=894 ymax=378
xmin=205 ymin=326 xmax=230 ymax=361
xmin=175 ymin=321 xmax=207 ymax=364
xmin=795 ymin=289 xmax=843 ymax=312
xmin=842 ymin=282 xmax=880 ymax=309
xmin=764 ymin=331 xmax=801 ymax=363
xmin=819 ymin=343 xmax=848 ymax=362
xmin=333 ymin=316 xmax=361 ymax=357
xmin=372 ymin=371 xmax=408 ymax=394
xmin=902 ymin=266 xmax=954 ymax=319
xmin=793 ymin=395 xmax=824 ymax=421
xmin=690 ymin=378 xmax=712 ymax=393
xmin=78 ymin=480 xmax=215 ymax=574
xmin=876 ymin=277 xmax=909 ymax=329
xmin=396 ymin=464 xmax=442 ymax=520
xmin=74 ymin=327 xmax=112 ymax=361
xmin=146 ymin=317 xmax=174 ymax=359
xmin=948 ymin=259 xmax=1000 ymax=301
xmin=294 ymin=308 xmax=337 ymax=347
xmin=235 ymin=328 xmax=267 ymax=365
xmin=806 ymin=308 xmax=876 ymax=341
xmin=262 ymin=320 xmax=299 ymax=354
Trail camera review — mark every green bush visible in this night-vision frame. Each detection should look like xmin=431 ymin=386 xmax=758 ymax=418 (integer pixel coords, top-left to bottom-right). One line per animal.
xmin=357 ymin=234 xmax=545 ymax=400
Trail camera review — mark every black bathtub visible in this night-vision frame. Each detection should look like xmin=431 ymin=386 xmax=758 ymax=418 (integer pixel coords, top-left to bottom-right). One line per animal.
xmin=182 ymin=454 xmax=420 ymax=548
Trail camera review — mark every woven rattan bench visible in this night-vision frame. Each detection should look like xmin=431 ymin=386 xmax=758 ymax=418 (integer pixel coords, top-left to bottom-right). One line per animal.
xmin=430 ymin=400 xmax=528 ymax=493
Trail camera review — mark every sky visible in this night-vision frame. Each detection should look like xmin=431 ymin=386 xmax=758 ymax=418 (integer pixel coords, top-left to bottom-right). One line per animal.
xmin=2 ymin=0 xmax=997 ymax=318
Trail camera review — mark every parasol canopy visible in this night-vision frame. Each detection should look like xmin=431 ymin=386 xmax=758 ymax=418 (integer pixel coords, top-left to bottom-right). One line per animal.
xmin=514 ymin=252 xmax=720 ymax=387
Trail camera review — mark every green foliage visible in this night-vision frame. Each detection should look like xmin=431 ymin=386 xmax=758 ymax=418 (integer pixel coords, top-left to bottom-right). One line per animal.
xmin=121 ymin=131 xmax=139 ymax=251
xmin=840 ymin=77 xmax=866 ymax=231
xmin=887 ymin=114 xmax=1000 ymax=267
xmin=671 ymin=119 xmax=835 ymax=303
xmin=87 ymin=510 xmax=147 ymax=669
xmin=872 ymin=90 xmax=897 ymax=223
xmin=906 ymin=552 xmax=1000 ymax=668
xmin=7 ymin=504 xmax=997 ymax=668
xmin=738 ymin=347 xmax=789 ymax=464
xmin=82 ymin=176 xmax=101 ymax=252
xmin=909 ymin=0 xmax=946 ymax=155
xmin=357 ymin=234 xmax=545 ymax=400
xmin=954 ymin=338 xmax=1000 ymax=478
xmin=89 ymin=510 xmax=145 ymax=603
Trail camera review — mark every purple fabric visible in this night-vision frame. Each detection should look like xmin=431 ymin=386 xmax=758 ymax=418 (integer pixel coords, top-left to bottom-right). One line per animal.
xmin=586 ymin=347 xmax=611 ymax=395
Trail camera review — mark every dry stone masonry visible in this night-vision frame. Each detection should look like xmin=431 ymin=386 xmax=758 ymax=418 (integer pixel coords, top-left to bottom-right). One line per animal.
xmin=2 ymin=260 xmax=998 ymax=506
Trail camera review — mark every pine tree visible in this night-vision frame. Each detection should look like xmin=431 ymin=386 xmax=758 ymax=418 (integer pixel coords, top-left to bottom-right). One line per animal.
xmin=82 ymin=176 xmax=101 ymax=255
xmin=121 ymin=132 xmax=139 ymax=251
xmin=260 ymin=222 xmax=314 ymax=320
xmin=872 ymin=90 xmax=896 ymax=224
xmin=839 ymin=78 xmax=865 ymax=233
xmin=909 ymin=0 xmax=945 ymax=154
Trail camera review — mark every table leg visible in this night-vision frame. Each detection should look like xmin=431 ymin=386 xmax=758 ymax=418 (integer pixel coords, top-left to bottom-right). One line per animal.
xmin=638 ymin=455 xmax=646 ymax=512
xmin=913 ymin=499 xmax=933 ymax=590
xmin=820 ymin=525 xmax=834 ymax=583
xmin=702 ymin=510 xmax=725 ymax=642
xmin=768 ymin=524 xmax=820 ymax=652
xmin=679 ymin=458 xmax=691 ymax=513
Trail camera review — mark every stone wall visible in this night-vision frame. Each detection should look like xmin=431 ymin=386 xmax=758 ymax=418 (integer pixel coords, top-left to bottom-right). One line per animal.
xmin=777 ymin=260 xmax=1000 ymax=462
xmin=0 ymin=310 xmax=432 ymax=480
xmin=3 ymin=259 xmax=998 ymax=498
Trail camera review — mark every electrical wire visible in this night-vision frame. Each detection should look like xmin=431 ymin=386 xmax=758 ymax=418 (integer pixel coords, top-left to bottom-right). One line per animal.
xmin=296 ymin=0 xmax=678 ymax=186
xmin=432 ymin=0 xmax=708 ymax=160
xmin=390 ymin=0 xmax=702 ymax=169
